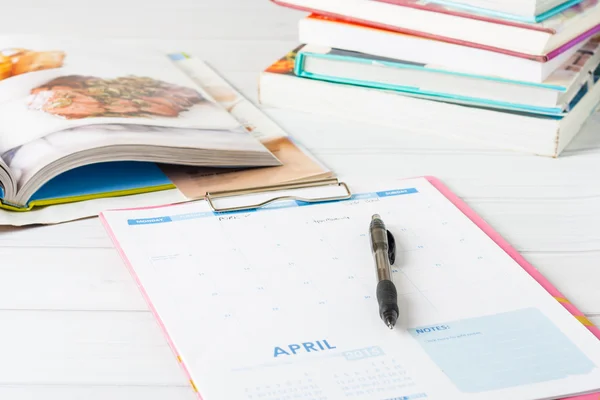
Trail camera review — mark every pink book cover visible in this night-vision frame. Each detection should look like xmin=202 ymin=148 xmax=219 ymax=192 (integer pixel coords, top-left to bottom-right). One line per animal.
xmin=100 ymin=175 xmax=600 ymax=400
xmin=272 ymin=0 xmax=600 ymax=62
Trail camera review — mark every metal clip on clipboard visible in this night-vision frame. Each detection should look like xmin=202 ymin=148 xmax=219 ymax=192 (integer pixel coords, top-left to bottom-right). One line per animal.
xmin=204 ymin=178 xmax=352 ymax=212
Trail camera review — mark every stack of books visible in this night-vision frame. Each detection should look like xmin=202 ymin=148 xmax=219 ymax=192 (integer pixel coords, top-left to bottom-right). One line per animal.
xmin=259 ymin=0 xmax=600 ymax=157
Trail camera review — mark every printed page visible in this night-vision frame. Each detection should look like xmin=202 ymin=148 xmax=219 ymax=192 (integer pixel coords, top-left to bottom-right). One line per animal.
xmin=101 ymin=176 xmax=600 ymax=400
xmin=2 ymin=124 xmax=276 ymax=194
xmin=0 ymin=36 xmax=246 ymax=154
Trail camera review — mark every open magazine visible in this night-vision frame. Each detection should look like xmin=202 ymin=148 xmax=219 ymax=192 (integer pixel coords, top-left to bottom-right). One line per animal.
xmin=0 ymin=52 xmax=334 ymax=226
xmin=0 ymin=37 xmax=282 ymax=210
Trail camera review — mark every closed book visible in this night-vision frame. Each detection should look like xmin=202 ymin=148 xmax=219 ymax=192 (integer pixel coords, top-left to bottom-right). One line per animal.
xmin=272 ymin=0 xmax=600 ymax=61
xmin=297 ymin=14 xmax=584 ymax=82
xmin=293 ymin=36 xmax=600 ymax=115
xmin=259 ymin=47 xmax=600 ymax=157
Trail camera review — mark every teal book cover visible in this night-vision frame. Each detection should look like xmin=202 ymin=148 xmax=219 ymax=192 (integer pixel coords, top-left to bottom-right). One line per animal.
xmin=375 ymin=0 xmax=585 ymax=23
xmin=294 ymin=39 xmax=600 ymax=116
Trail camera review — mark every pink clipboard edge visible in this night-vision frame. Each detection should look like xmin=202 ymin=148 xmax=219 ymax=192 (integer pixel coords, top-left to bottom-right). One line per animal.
xmin=424 ymin=175 xmax=600 ymax=400
xmin=99 ymin=214 xmax=205 ymax=400
xmin=99 ymin=175 xmax=600 ymax=400
xmin=424 ymin=176 xmax=599 ymax=338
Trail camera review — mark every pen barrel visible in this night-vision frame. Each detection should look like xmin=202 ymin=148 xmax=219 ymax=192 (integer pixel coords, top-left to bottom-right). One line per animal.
xmin=376 ymin=279 xmax=399 ymax=321
xmin=373 ymin=249 xmax=392 ymax=281
xmin=369 ymin=219 xmax=389 ymax=253
xmin=370 ymin=219 xmax=393 ymax=281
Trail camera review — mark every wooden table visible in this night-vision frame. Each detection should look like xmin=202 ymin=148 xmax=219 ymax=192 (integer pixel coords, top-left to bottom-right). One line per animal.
xmin=0 ymin=1 xmax=599 ymax=398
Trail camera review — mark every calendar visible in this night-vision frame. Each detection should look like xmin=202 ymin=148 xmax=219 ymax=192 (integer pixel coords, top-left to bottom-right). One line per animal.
xmin=101 ymin=177 xmax=600 ymax=400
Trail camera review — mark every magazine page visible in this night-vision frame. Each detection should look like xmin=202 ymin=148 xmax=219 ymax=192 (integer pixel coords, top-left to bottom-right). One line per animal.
xmin=162 ymin=53 xmax=333 ymax=198
xmin=0 ymin=36 xmax=247 ymax=155
xmin=1 ymin=123 xmax=278 ymax=195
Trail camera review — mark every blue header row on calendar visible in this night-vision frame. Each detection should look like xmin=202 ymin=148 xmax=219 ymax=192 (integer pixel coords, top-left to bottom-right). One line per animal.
xmin=126 ymin=187 xmax=419 ymax=226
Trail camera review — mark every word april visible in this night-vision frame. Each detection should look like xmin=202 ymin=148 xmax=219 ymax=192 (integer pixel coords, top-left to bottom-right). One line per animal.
xmin=274 ymin=340 xmax=336 ymax=357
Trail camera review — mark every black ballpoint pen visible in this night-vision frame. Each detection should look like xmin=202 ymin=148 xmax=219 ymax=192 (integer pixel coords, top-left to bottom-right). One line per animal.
xmin=369 ymin=214 xmax=399 ymax=330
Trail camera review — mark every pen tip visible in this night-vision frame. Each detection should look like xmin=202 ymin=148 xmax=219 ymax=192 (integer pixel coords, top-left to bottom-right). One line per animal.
xmin=372 ymin=214 xmax=381 ymax=220
xmin=385 ymin=316 xmax=396 ymax=330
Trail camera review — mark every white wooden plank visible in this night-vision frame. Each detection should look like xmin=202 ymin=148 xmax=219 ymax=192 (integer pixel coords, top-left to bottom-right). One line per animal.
xmin=12 ymin=0 xmax=295 ymax=13
xmin=156 ymin=39 xmax=299 ymax=73
xmin=19 ymin=0 xmax=284 ymax=10
xmin=0 ymin=0 xmax=303 ymax=40
xmin=0 ymin=248 xmax=146 ymax=311
xmin=0 ymin=310 xmax=185 ymax=386
xmin=307 ymin=137 xmax=600 ymax=184
xmin=0 ymin=385 xmax=196 ymax=400
xmin=448 ymin=201 xmax=600 ymax=252
xmin=521 ymin=252 xmax=600 ymax=315
xmin=0 ymin=218 xmax=111 ymax=248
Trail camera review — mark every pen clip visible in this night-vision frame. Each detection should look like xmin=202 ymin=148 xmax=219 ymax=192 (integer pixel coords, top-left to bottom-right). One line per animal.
xmin=387 ymin=229 xmax=396 ymax=265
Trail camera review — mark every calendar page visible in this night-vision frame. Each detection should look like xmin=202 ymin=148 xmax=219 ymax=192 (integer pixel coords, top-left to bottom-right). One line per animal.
xmin=101 ymin=177 xmax=600 ymax=400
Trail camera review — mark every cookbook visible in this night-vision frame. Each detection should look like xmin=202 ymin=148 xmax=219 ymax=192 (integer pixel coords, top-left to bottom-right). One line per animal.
xmin=0 ymin=37 xmax=325 ymax=211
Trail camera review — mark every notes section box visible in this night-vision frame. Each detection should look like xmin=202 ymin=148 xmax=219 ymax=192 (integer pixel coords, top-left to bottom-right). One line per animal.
xmin=409 ymin=308 xmax=597 ymax=393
